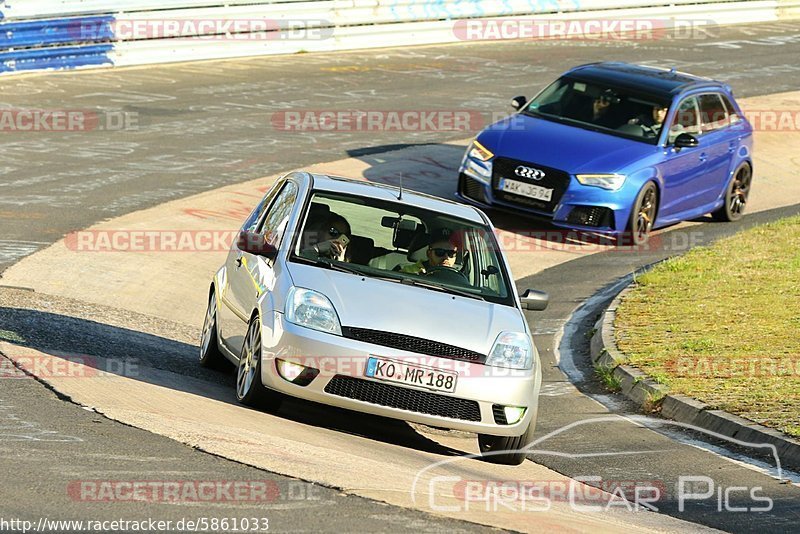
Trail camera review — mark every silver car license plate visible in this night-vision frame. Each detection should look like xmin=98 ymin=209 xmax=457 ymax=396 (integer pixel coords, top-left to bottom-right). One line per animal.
xmin=365 ymin=357 xmax=457 ymax=393
xmin=500 ymin=178 xmax=553 ymax=202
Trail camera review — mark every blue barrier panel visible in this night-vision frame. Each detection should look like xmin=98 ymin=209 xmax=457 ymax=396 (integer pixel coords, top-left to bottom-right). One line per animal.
xmin=0 ymin=15 xmax=115 ymax=49
xmin=0 ymin=44 xmax=114 ymax=73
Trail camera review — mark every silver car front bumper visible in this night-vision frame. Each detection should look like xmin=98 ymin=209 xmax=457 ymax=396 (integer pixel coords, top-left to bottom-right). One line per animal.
xmin=259 ymin=312 xmax=540 ymax=437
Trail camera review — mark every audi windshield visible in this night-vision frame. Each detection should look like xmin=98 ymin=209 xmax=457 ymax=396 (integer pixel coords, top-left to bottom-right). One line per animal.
xmin=524 ymin=76 xmax=672 ymax=144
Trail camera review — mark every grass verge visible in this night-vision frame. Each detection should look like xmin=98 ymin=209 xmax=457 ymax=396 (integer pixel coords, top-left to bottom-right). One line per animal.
xmin=615 ymin=215 xmax=800 ymax=438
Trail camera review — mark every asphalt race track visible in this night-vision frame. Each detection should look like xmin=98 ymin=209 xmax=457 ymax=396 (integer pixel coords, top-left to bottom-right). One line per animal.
xmin=1 ymin=21 xmax=800 ymax=533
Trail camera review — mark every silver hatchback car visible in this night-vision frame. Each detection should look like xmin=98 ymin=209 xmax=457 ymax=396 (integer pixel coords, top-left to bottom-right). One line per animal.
xmin=200 ymin=171 xmax=549 ymax=464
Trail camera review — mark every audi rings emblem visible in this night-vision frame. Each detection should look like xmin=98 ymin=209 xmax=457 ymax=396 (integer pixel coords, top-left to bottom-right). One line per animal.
xmin=514 ymin=165 xmax=546 ymax=180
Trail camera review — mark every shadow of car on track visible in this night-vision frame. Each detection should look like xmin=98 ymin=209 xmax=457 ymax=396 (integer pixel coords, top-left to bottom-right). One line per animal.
xmin=0 ymin=305 xmax=465 ymax=458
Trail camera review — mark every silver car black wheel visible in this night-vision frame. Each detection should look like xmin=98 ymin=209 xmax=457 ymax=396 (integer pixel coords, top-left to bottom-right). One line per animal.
xmin=237 ymin=322 xmax=259 ymax=401
xmin=478 ymin=417 xmax=537 ymax=465
xmin=236 ymin=317 xmax=282 ymax=411
xmin=199 ymin=291 xmax=228 ymax=370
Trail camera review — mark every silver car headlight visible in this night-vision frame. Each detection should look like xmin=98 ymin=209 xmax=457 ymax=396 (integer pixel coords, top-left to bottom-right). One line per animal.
xmin=486 ymin=331 xmax=533 ymax=370
xmin=285 ymin=287 xmax=342 ymax=335
xmin=461 ymin=140 xmax=493 ymax=183
xmin=575 ymin=174 xmax=626 ymax=191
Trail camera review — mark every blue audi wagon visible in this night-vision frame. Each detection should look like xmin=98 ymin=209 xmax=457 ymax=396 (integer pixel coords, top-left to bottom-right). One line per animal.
xmin=457 ymin=62 xmax=754 ymax=244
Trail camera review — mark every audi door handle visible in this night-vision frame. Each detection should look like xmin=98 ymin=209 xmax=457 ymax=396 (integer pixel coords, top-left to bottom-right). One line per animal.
xmin=699 ymin=152 xmax=708 ymax=163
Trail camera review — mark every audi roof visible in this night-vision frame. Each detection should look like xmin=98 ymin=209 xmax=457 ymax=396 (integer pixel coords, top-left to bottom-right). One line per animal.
xmin=565 ymin=62 xmax=722 ymax=97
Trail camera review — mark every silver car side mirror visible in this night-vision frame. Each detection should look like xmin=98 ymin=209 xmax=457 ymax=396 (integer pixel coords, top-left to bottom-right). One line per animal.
xmin=520 ymin=289 xmax=549 ymax=311
xmin=237 ymin=230 xmax=278 ymax=261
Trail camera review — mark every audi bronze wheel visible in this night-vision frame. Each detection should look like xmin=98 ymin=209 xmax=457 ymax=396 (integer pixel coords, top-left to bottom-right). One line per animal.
xmin=627 ymin=182 xmax=658 ymax=246
xmin=713 ymin=164 xmax=752 ymax=222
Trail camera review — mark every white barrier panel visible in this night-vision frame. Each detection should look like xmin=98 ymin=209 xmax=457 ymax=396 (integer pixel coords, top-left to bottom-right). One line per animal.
xmin=110 ymin=1 xmax=782 ymax=67
xmin=0 ymin=0 xmax=759 ymax=20
xmin=105 ymin=0 xmax=772 ymax=37
xmin=1 ymin=0 xmax=798 ymax=75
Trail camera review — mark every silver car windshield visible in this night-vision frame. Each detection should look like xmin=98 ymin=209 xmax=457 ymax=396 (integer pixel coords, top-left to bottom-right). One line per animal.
xmin=525 ymin=76 xmax=671 ymax=144
xmin=289 ymin=191 xmax=515 ymax=306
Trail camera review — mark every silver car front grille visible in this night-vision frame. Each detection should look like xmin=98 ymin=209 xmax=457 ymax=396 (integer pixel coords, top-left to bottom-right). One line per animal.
xmin=341 ymin=327 xmax=484 ymax=363
xmin=324 ymin=375 xmax=482 ymax=422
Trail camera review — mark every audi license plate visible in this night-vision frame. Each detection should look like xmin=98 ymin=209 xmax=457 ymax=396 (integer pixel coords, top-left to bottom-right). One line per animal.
xmin=365 ymin=357 xmax=457 ymax=393
xmin=499 ymin=178 xmax=553 ymax=202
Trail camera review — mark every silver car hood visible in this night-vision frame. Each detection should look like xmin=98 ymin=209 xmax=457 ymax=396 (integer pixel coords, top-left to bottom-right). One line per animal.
xmin=287 ymin=263 xmax=526 ymax=354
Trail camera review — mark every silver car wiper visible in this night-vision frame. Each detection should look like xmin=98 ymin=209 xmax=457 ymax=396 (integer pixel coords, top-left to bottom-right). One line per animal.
xmin=400 ymin=277 xmax=485 ymax=301
xmin=294 ymin=256 xmax=404 ymax=283
xmin=293 ymin=255 xmax=366 ymax=275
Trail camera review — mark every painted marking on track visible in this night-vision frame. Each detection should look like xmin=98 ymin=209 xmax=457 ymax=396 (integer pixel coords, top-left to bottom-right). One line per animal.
xmin=0 ymin=399 xmax=82 ymax=442
xmin=539 ymin=382 xmax=575 ymax=396
xmin=0 ymin=240 xmax=46 ymax=264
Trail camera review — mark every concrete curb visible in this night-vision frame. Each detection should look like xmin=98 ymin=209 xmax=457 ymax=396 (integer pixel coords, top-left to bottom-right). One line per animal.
xmin=590 ymin=282 xmax=800 ymax=472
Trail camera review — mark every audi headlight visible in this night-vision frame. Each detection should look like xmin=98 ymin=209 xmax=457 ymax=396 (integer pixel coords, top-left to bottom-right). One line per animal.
xmin=285 ymin=287 xmax=342 ymax=335
xmin=466 ymin=140 xmax=493 ymax=162
xmin=575 ymin=174 xmax=626 ymax=191
xmin=461 ymin=140 xmax=494 ymax=183
xmin=486 ymin=331 xmax=534 ymax=370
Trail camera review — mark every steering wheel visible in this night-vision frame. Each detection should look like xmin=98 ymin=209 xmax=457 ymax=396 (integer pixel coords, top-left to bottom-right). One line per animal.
xmin=425 ymin=265 xmax=470 ymax=285
xmin=642 ymin=123 xmax=661 ymax=138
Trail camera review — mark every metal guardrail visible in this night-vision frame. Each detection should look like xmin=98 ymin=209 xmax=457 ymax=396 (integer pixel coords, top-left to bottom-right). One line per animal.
xmin=0 ymin=0 xmax=797 ymax=75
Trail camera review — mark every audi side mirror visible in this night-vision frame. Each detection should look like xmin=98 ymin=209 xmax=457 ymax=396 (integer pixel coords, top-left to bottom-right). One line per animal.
xmin=237 ymin=230 xmax=278 ymax=261
xmin=674 ymin=133 xmax=699 ymax=149
xmin=520 ymin=289 xmax=549 ymax=311
xmin=511 ymin=96 xmax=527 ymax=111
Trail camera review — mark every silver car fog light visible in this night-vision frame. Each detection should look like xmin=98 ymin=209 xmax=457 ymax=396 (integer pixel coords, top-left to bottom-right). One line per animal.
xmin=276 ymin=358 xmax=319 ymax=386
xmin=504 ymin=406 xmax=526 ymax=425
xmin=492 ymin=404 xmax=527 ymax=425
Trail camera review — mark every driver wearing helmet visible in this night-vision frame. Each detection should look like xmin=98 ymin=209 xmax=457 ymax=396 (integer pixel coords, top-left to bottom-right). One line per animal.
xmin=400 ymin=228 xmax=459 ymax=275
